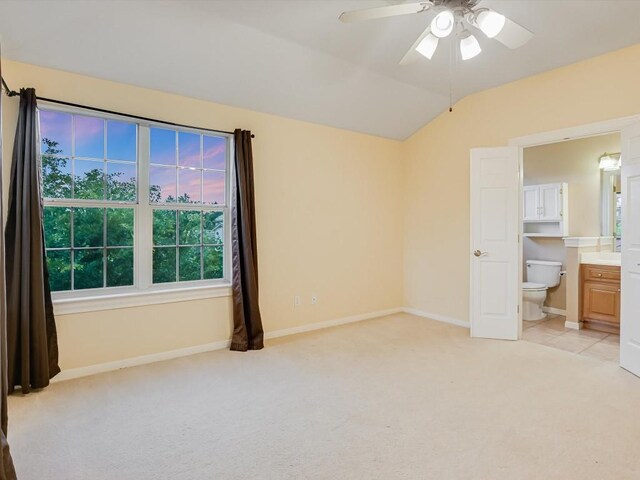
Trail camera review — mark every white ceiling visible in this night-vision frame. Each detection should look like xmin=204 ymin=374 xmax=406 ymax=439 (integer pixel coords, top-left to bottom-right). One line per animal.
xmin=1 ymin=0 xmax=640 ymax=140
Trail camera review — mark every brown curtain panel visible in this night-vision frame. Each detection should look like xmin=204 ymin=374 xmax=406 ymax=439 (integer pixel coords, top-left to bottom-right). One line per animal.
xmin=0 ymin=49 xmax=18 ymax=479
xmin=5 ymin=89 xmax=60 ymax=393
xmin=230 ymin=130 xmax=264 ymax=351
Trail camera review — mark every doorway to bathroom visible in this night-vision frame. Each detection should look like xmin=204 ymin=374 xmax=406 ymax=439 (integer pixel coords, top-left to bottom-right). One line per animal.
xmin=520 ymin=133 xmax=621 ymax=363
xmin=469 ymin=114 xmax=640 ymax=377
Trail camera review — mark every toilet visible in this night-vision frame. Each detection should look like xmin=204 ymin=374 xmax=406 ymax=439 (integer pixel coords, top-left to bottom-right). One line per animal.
xmin=522 ymin=260 xmax=563 ymax=321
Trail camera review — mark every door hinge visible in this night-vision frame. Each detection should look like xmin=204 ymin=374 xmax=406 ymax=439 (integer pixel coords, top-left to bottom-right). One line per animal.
xmin=517 ymin=305 xmax=520 ymax=314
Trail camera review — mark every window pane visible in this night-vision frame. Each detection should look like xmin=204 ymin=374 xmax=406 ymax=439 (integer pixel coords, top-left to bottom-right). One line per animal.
xmin=40 ymin=110 xmax=72 ymax=156
xmin=150 ymin=127 xmax=176 ymax=165
xmin=178 ymin=132 xmax=201 ymax=168
xmin=149 ymin=166 xmax=176 ymax=203
xmin=203 ymin=135 xmax=226 ymax=170
xmin=203 ymin=246 xmax=223 ymax=279
xmin=203 ymin=211 xmax=223 ymax=245
xmin=74 ymin=208 xmax=104 ymax=247
xmin=179 ymin=210 xmax=201 ymax=245
xmin=153 ymin=247 xmax=176 ymax=283
xmin=43 ymin=206 xmax=71 ymax=248
xmin=179 ymin=246 xmax=201 ymax=282
xmin=46 ymin=249 xmax=72 ymax=291
xmin=74 ymin=159 xmax=105 ymax=199
xmin=153 ymin=210 xmax=176 ymax=246
xmin=107 ymin=161 xmax=137 ymax=201
xmin=203 ymin=171 xmax=225 ymax=205
xmin=74 ymin=249 xmax=104 ymax=289
xmin=106 ymin=208 xmax=134 ymax=247
xmin=42 ymin=155 xmax=72 ymax=199
xmin=107 ymin=120 xmax=136 ymax=161
xmin=74 ymin=115 xmax=104 ymax=159
xmin=178 ymin=168 xmax=201 ymax=203
xmin=107 ymin=248 xmax=134 ymax=287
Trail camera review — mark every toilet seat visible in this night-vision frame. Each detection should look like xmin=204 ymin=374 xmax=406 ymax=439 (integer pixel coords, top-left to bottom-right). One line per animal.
xmin=522 ymin=282 xmax=546 ymax=291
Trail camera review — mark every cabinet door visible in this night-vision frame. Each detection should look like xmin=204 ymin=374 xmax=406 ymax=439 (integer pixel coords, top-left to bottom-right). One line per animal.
xmin=523 ymin=186 xmax=539 ymax=221
xmin=539 ymin=184 xmax=562 ymax=221
xmin=583 ymin=282 xmax=620 ymax=325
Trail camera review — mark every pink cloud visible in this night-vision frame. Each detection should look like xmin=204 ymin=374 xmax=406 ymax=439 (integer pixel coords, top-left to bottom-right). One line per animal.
xmin=40 ymin=110 xmax=72 ymax=155
xmin=203 ymin=171 xmax=225 ymax=205
xmin=178 ymin=168 xmax=201 ymax=203
xmin=203 ymin=136 xmax=226 ymax=170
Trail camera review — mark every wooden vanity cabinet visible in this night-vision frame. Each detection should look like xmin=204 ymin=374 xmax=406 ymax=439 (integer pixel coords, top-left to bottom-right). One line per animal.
xmin=581 ymin=264 xmax=621 ymax=334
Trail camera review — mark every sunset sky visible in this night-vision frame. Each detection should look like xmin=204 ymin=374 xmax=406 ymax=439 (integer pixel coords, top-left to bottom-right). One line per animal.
xmin=39 ymin=109 xmax=227 ymax=204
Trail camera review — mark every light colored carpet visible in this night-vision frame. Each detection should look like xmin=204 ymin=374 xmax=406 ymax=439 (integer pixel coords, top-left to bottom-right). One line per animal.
xmin=7 ymin=313 xmax=640 ymax=480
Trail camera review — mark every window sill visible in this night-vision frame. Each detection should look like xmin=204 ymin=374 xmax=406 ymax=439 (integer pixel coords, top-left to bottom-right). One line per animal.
xmin=53 ymin=284 xmax=232 ymax=315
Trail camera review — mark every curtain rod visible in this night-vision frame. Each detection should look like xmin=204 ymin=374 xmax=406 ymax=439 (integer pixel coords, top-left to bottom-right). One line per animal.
xmin=0 ymin=75 xmax=254 ymax=138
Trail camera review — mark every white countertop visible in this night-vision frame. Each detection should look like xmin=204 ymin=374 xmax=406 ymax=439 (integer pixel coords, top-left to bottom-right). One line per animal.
xmin=580 ymin=252 xmax=621 ymax=267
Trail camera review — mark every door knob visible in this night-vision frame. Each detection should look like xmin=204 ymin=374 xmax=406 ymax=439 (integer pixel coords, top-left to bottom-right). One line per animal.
xmin=473 ymin=250 xmax=487 ymax=257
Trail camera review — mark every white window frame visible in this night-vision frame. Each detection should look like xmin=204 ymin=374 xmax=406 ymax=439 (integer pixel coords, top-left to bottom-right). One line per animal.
xmin=39 ymin=102 xmax=233 ymax=314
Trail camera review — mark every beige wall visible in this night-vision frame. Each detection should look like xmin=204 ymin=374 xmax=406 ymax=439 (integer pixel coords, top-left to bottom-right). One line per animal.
xmin=522 ymin=133 xmax=621 ymax=310
xmin=524 ymin=133 xmax=620 ymax=237
xmin=5 ymin=42 xmax=640 ymax=369
xmin=403 ymin=44 xmax=640 ymax=324
xmin=2 ymin=60 xmax=404 ymax=370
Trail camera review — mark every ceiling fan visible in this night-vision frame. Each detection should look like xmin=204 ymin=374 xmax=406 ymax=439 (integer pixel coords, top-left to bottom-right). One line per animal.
xmin=339 ymin=0 xmax=533 ymax=64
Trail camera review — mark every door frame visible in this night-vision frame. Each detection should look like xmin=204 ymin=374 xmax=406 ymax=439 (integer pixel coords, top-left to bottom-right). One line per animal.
xmin=507 ymin=114 xmax=640 ymax=340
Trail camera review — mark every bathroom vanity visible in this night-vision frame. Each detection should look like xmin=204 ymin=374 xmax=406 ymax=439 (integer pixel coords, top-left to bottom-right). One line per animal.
xmin=580 ymin=259 xmax=621 ymax=334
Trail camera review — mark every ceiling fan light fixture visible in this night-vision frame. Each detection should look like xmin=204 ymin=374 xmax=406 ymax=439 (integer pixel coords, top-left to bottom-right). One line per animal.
xmin=493 ymin=16 xmax=534 ymax=49
xmin=476 ymin=10 xmax=505 ymax=38
xmin=415 ymin=33 xmax=439 ymax=60
xmin=460 ymin=32 xmax=481 ymax=60
xmin=431 ymin=10 xmax=454 ymax=38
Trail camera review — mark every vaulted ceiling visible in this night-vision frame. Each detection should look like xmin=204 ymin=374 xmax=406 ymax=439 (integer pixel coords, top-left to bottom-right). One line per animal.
xmin=2 ymin=0 xmax=640 ymax=139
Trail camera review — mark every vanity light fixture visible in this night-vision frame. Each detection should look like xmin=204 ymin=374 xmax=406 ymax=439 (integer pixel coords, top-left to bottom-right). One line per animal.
xmin=599 ymin=152 xmax=621 ymax=171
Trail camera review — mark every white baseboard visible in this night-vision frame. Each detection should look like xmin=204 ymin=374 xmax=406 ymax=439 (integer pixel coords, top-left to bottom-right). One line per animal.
xmin=565 ymin=320 xmax=582 ymax=330
xmin=53 ymin=339 xmax=231 ymax=383
xmin=264 ymin=307 xmax=403 ymax=340
xmin=54 ymin=307 xmax=403 ymax=383
xmin=402 ymin=307 xmax=469 ymax=328
xmin=543 ymin=306 xmax=567 ymax=316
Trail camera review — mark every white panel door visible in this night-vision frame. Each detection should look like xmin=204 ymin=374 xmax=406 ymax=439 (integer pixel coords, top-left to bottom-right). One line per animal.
xmin=539 ymin=184 xmax=562 ymax=221
xmin=470 ymin=147 xmax=519 ymax=340
xmin=522 ymin=186 xmax=539 ymax=221
xmin=620 ymin=123 xmax=640 ymax=376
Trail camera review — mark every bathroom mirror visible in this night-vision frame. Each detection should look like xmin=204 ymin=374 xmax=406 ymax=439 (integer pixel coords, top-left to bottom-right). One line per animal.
xmin=600 ymin=165 xmax=621 ymax=252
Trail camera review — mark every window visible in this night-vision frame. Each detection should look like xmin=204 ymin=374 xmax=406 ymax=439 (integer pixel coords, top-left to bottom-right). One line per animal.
xmin=148 ymin=127 xmax=226 ymax=284
xmin=39 ymin=106 xmax=231 ymax=301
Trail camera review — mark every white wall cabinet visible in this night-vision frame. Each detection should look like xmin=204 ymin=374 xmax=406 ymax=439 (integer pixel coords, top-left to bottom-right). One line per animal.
xmin=522 ymin=183 xmax=568 ymax=237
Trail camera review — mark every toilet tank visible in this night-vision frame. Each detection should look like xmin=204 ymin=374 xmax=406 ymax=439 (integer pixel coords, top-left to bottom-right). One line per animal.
xmin=526 ymin=260 xmax=562 ymax=288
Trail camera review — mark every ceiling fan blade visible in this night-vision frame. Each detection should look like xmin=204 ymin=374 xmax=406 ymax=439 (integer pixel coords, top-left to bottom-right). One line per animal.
xmin=493 ymin=16 xmax=533 ymax=49
xmin=339 ymin=2 xmax=433 ymax=23
xmin=399 ymin=25 xmax=433 ymax=65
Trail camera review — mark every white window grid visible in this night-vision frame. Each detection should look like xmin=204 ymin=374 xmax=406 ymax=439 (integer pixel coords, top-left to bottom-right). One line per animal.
xmin=39 ymin=102 xmax=234 ymax=301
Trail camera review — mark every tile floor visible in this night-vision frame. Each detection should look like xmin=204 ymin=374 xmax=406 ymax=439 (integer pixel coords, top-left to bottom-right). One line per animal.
xmin=522 ymin=314 xmax=620 ymax=363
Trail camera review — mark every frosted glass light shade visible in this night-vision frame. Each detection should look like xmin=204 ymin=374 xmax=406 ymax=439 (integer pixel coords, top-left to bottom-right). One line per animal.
xmin=416 ymin=34 xmax=439 ymax=59
xmin=431 ymin=10 xmax=454 ymax=38
xmin=476 ymin=10 xmax=506 ymax=38
xmin=599 ymin=153 xmax=621 ymax=171
xmin=460 ymin=34 xmax=481 ymax=60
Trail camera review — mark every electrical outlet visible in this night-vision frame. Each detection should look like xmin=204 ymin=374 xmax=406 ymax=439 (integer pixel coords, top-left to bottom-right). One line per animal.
xmin=311 ymin=294 xmax=318 ymax=305
xmin=294 ymin=295 xmax=301 ymax=307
